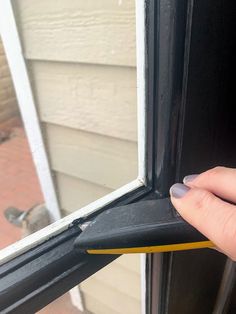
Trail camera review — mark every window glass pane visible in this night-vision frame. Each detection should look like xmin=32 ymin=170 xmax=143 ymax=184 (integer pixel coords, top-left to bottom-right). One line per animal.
xmin=1 ymin=0 xmax=143 ymax=313
xmin=1 ymin=0 xmax=140 ymax=243
xmin=12 ymin=0 xmax=138 ymax=216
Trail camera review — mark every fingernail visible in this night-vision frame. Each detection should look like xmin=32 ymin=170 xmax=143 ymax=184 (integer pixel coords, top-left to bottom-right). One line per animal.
xmin=169 ymin=183 xmax=190 ymax=199
xmin=183 ymin=174 xmax=199 ymax=184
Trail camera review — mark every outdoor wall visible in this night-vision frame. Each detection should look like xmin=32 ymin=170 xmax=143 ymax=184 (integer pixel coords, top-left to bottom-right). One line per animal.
xmin=0 ymin=36 xmax=19 ymax=126
xmin=13 ymin=1 xmax=141 ymax=313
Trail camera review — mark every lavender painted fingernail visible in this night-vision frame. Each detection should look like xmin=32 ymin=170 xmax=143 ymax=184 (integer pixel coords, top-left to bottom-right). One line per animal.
xmin=183 ymin=174 xmax=199 ymax=184
xmin=169 ymin=183 xmax=190 ymax=199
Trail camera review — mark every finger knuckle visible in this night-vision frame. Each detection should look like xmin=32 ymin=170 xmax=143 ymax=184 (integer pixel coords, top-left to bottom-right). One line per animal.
xmin=193 ymin=190 xmax=213 ymax=212
xmin=203 ymin=166 xmax=225 ymax=181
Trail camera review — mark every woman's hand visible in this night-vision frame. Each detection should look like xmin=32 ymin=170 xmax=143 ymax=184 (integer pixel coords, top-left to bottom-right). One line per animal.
xmin=170 ymin=166 xmax=236 ymax=260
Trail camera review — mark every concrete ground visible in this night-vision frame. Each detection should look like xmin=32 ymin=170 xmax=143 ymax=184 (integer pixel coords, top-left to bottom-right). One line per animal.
xmin=0 ymin=122 xmax=80 ymax=313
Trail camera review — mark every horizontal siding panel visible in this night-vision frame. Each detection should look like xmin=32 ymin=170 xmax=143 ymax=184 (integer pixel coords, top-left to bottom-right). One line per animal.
xmin=81 ymin=277 xmax=141 ymax=314
xmin=82 ymin=294 xmax=120 ymax=314
xmin=114 ymin=254 xmax=140 ymax=274
xmin=45 ymin=123 xmax=138 ymax=189
xmin=14 ymin=0 xmax=136 ymax=66
xmin=89 ymin=259 xmax=141 ymax=300
xmin=29 ymin=61 xmax=137 ymax=141
xmin=55 ymin=172 xmax=112 ymax=214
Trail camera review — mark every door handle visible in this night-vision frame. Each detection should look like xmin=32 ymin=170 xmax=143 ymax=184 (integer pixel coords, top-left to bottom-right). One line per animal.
xmin=74 ymin=198 xmax=213 ymax=254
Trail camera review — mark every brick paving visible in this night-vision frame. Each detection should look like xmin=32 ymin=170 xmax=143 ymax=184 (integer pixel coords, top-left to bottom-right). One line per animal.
xmin=0 ymin=124 xmax=80 ymax=313
xmin=0 ymin=126 xmax=44 ymax=248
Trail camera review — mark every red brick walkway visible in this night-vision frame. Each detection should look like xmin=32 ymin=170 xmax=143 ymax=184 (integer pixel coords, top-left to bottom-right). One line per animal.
xmin=0 ymin=126 xmax=80 ymax=313
xmin=0 ymin=127 xmax=44 ymax=248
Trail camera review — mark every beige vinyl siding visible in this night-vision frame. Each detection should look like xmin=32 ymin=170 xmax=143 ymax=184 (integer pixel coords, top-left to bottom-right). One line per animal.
xmin=13 ymin=0 xmax=136 ymax=67
xmin=86 ymin=258 xmax=141 ymax=300
xmin=82 ymin=296 xmax=121 ymax=314
xmin=114 ymin=253 xmax=140 ymax=274
xmin=81 ymin=255 xmax=141 ymax=314
xmin=44 ymin=123 xmax=138 ymax=190
xmin=13 ymin=1 xmax=140 ymax=313
xmin=55 ymin=173 xmax=112 ymax=214
xmin=81 ymin=276 xmax=140 ymax=314
xmin=29 ymin=61 xmax=137 ymax=142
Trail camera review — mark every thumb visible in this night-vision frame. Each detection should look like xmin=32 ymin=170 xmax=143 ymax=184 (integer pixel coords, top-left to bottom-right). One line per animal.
xmin=170 ymin=183 xmax=236 ymax=260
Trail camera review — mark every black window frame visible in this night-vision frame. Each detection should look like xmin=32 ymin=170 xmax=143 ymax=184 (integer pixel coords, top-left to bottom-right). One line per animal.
xmin=0 ymin=0 xmax=235 ymax=313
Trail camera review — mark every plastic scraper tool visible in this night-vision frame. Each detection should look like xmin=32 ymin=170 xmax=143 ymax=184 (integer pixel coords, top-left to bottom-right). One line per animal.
xmin=74 ymin=198 xmax=213 ymax=254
